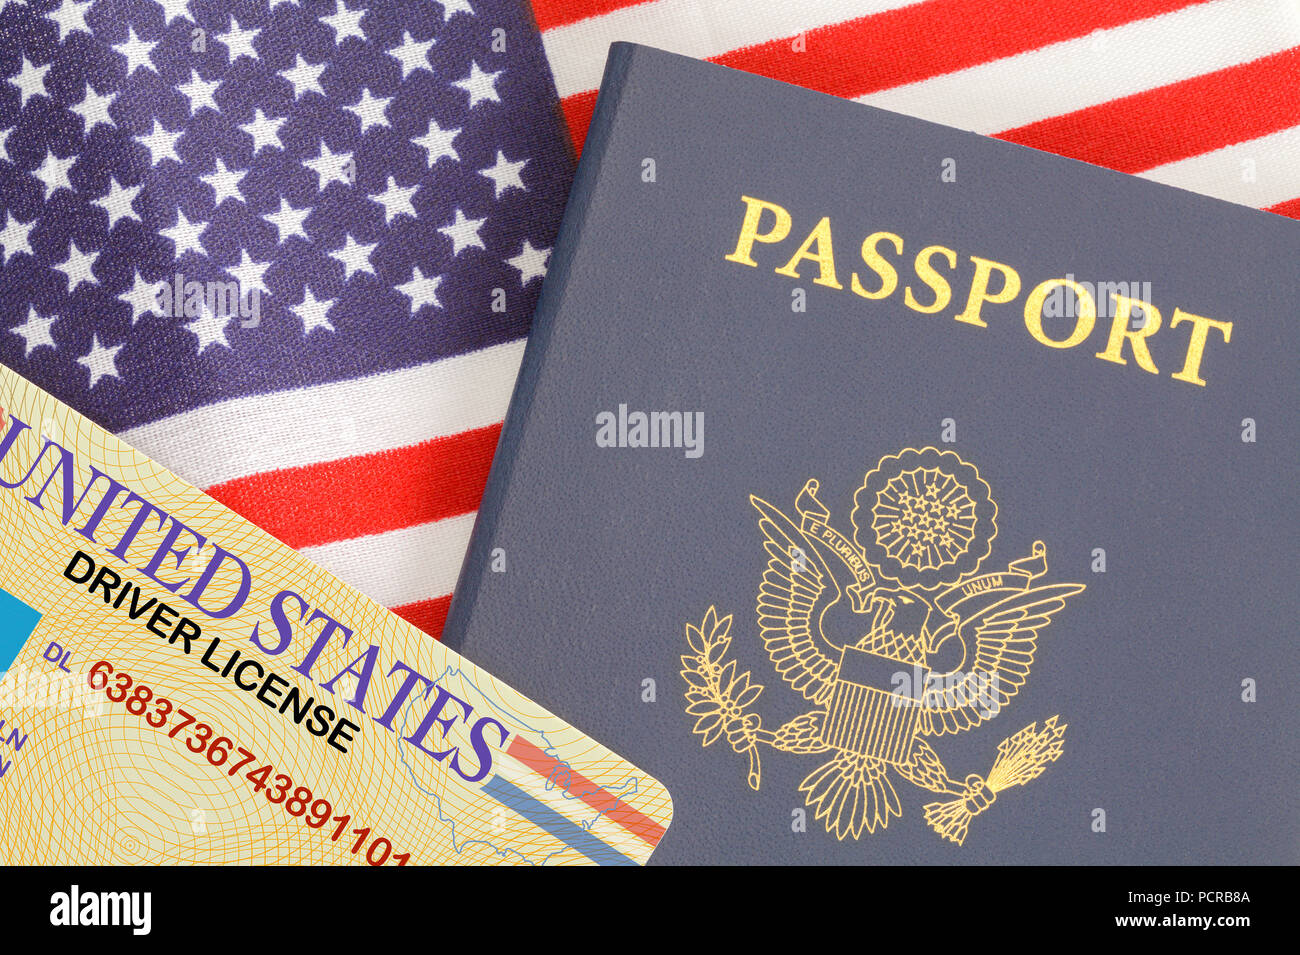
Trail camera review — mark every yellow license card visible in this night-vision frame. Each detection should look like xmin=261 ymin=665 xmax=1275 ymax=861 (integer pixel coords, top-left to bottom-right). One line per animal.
xmin=0 ymin=366 xmax=672 ymax=865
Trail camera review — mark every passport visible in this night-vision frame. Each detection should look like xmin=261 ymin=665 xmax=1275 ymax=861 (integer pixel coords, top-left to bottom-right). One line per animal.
xmin=0 ymin=365 xmax=672 ymax=865
xmin=442 ymin=43 xmax=1300 ymax=864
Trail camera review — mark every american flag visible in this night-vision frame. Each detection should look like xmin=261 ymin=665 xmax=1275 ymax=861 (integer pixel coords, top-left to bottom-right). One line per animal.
xmin=2 ymin=1 xmax=1296 ymax=641
xmin=544 ymin=0 xmax=1300 ymax=213
xmin=0 ymin=0 xmax=570 ymax=637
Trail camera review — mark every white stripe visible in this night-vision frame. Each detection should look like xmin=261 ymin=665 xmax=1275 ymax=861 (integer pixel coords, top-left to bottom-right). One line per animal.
xmin=1140 ymin=124 xmax=1300 ymax=208
xmin=495 ymin=751 xmax=631 ymax=850
xmin=542 ymin=0 xmax=925 ymax=100
xmin=120 ymin=339 xmax=525 ymax=489
xmin=298 ymin=512 xmax=476 ymax=608
xmin=855 ymin=0 xmax=1300 ymax=134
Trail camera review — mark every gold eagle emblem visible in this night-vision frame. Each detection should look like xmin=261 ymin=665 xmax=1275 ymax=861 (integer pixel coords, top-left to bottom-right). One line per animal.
xmin=681 ymin=447 xmax=1084 ymax=845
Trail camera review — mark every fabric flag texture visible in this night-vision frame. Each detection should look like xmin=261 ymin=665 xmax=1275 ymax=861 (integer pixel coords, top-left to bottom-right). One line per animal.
xmin=1 ymin=0 xmax=1296 ymax=640
xmin=544 ymin=0 xmax=1300 ymax=215
xmin=0 ymin=0 xmax=570 ymax=636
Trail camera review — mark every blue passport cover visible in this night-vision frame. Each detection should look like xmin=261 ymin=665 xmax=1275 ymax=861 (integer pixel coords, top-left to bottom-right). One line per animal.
xmin=444 ymin=43 xmax=1299 ymax=864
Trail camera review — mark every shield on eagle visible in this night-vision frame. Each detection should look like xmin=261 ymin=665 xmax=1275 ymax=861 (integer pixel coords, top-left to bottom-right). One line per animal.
xmin=681 ymin=447 xmax=1085 ymax=844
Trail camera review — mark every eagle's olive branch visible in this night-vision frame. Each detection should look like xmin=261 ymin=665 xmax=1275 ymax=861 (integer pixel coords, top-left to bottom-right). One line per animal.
xmin=681 ymin=609 xmax=1069 ymax=844
xmin=681 ymin=607 xmax=830 ymax=791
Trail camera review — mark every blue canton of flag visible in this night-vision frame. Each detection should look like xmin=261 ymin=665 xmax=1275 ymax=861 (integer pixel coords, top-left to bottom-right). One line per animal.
xmin=0 ymin=0 xmax=576 ymax=636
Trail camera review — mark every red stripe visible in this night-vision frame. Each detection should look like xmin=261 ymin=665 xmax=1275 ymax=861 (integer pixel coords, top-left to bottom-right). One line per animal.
xmin=557 ymin=0 xmax=1210 ymax=148
xmin=997 ymin=49 xmax=1300 ymax=173
xmin=506 ymin=735 xmax=667 ymax=846
xmin=531 ymin=0 xmax=654 ymax=32
xmin=561 ymin=90 xmax=599 ymax=153
xmin=207 ymin=423 xmax=501 ymax=550
xmin=392 ymin=595 xmax=452 ymax=639
xmin=716 ymin=0 xmax=1207 ymax=99
xmin=1267 ymin=197 xmax=1300 ymax=219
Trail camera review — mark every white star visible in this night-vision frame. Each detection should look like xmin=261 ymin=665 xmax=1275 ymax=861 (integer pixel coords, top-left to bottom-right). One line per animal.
xmin=370 ymin=176 xmax=417 ymax=224
xmin=269 ymin=0 xmax=299 ymax=7
xmin=160 ymin=209 xmax=208 ymax=258
xmin=292 ymin=287 xmax=335 ymax=333
xmin=46 ymin=0 xmax=93 ymax=42
xmin=10 ymin=307 xmax=57 ymax=357
xmin=280 ymin=54 xmax=326 ymax=100
xmin=321 ymin=0 xmax=365 ymax=44
xmin=412 ymin=118 xmax=460 ymax=166
xmin=118 ymin=270 xmax=162 ymax=323
xmin=78 ymin=334 xmax=124 ymax=388
xmin=345 ymin=87 xmax=391 ymax=133
xmin=0 ymin=212 xmax=36 ymax=264
xmin=304 ymin=142 xmax=353 ymax=191
xmin=177 ymin=69 xmax=219 ymax=114
xmin=94 ymin=178 xmax=143 ymax=231
xmin=216 ymin=18 xmax=260 ymax=62
xmin=53 ymin=241 xmax=98 ymax=292
xmin=329 ymin=234 xmax=376 ymax=280
xmin=438 ymin=208 xmax=485 ymax=256
xmin=200 ymin=157 xmax=246 ymax=206
xmin=453 ymin=61 xmax=501 ymax=108
xmin=136 ymin=119 xmax=182 ymax=166
xmin=263 ymin=197 xmax=310 ymax=243
xmin=153 ymin=0 xmax=192 ymax=25
xmin=478 ymin=150 xmax=526 ymax=198
xmin=239 ymin=108 xmax=286 ymax=153
xmin=0 ymin=127 xmax=9 ymax=163
xmin=70 ymin=83 xmax=116 ymax=132
xmin=387 ymin=31 xmax=433 ymax=79
xmin=396 ymin=266 xmax=442 ymax=314
xmin=440 ymin=0 xmax=474 ymax=19
xmin=506 ymin=240 xmax=550 ymax=285
xmin=185 ymin=305 xmax=232 ymax=354
xmin=33 ymin=149 xmax=76 ymax=199
xmin=8 ymin=57 xmax=51 ymax=109
xmin=226 ymin=249 xmax=271 ymax=296
xmin=113 ymin=27 xmax=157 ymax=76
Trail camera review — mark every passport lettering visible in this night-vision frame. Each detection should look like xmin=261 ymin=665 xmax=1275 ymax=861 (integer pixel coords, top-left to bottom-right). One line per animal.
xmin=726 ymin=195 xmax=1233 ymax=387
